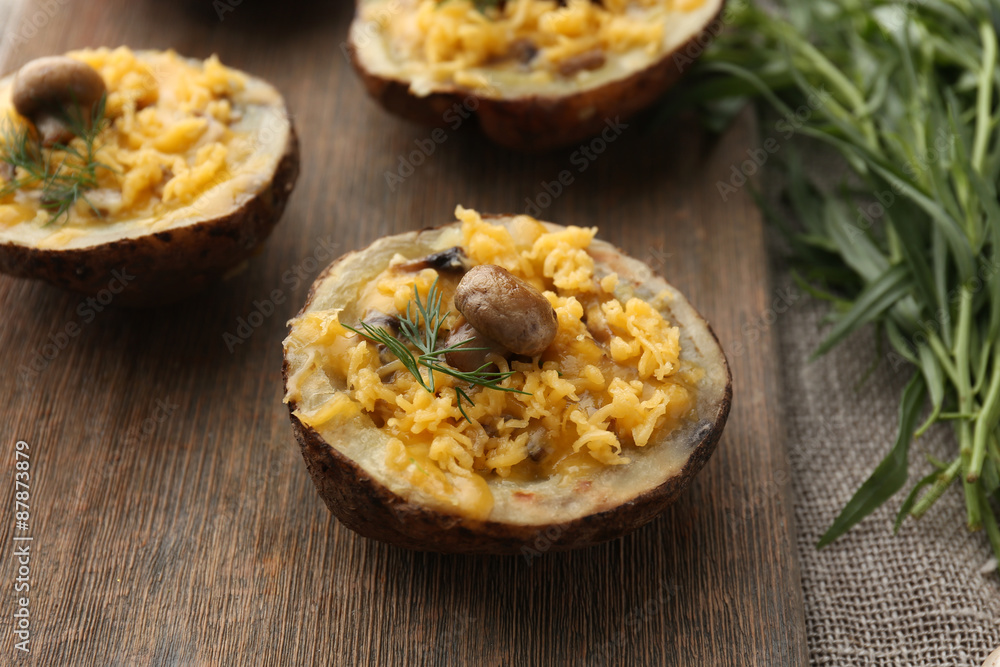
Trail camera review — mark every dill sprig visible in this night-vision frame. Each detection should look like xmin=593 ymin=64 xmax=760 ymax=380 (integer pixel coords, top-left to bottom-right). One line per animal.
xmin=343 ymin=279 xmax=529 ymax=423
xmin=0 ymin=94 xmax=111 ymax=225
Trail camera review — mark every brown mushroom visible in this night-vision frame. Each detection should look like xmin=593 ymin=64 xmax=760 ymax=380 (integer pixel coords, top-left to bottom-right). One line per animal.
xmin=453 ymin=264 xmax=557 ymax=357
xmin=557 ymin=49 xmax=606 ymax=78
xmin=525 ymin=427 xmax=547 ymax=461
xmin=359 ymin=310 xmax=400 ymax=337
xmin=443 ymin=320 xmax=510 ymax=373
xmin=397 ymin=246 xmax=469 ymax=274
xmin=357 ymin=310 xmax=403 ymax=366
xmin=12 ymin=56 xmax=107 ymax=147
xmin=508 ymin=39 xmax=538 ymax=65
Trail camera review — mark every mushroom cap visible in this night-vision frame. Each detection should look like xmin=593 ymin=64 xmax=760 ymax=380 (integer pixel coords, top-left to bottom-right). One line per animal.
xmin=454 ymin=264 xmax=558 ymax=357
xmin=12 ymin=56 xmax=107 ymax=119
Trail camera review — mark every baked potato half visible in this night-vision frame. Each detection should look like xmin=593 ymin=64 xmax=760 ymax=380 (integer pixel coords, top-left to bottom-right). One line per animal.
xmin=348 ymin=0 xmax=724 ymax=151
xmin=0 ymin=47 xmax=299 ymax=305
xmin=283 ymin=207 xmax=731 ymax=554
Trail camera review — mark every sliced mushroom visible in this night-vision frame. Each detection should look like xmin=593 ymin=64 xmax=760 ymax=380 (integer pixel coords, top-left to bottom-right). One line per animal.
xmin=453 ymin=264 xmax=557 ymax=357
xmin=398 ymin=246 xmax=469 ymax=274
xmin=508 ymin=39 xmax=538 ymax=65
xmin=557 ymin=49 xmax=606 ymax=78
xmin=12 ymin=56 xmax=107 ymax=147
xmin=585 ymin=303 xmax=612 ymax=343
xmin=443 ymin=320 xmax=510 ymax=373
xmin=356 ymin=310 xmax=402 ymax=366
xmin=360 ymin=310 xmax=400 ymax=335
xmin=525 ymin=427 xmax=547 ymax=461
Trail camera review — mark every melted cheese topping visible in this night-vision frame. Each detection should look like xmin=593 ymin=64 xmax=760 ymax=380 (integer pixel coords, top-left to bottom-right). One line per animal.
xmin=361 ymin=0 xmax=706 ymax=93
xmin=285 ymin=207 xmax=700 ymax=520
xmin=0 ymin=47 xmax=251 ymax=231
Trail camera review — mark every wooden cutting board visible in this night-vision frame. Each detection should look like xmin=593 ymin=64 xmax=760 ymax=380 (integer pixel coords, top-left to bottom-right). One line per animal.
xmin=0 ymin=1 xmax=808 ymax=664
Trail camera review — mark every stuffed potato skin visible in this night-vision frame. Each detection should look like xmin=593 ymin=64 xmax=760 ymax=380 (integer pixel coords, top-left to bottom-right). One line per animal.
xmin=283 ymin=216 xmax=731 ymax=554
xmin=348 ymin=0 xmax=726 ymax=152
xmin=0 ymin=50 xmax=300 ymax=305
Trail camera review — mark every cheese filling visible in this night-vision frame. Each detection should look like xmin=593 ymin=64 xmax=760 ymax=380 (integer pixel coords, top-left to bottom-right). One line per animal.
xmin=0 ymin=47 xmax=258 ymax=233
xmin=359 ymin=0 xmax=708 ymax=93
xmin=284 ymin=207 xmax=700 ymax=520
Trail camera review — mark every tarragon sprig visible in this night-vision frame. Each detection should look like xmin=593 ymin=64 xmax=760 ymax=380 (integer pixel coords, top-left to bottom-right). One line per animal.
xmin=678 ymin=0 xmax=1000 ymax=563
xmin=343 ymin=279 xmax=529 ymax=423
xmin=0 ymin=94 xmax=111 ymax=225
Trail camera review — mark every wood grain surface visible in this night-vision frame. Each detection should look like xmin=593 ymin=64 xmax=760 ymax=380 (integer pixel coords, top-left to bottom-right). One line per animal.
xmin=0 ymin=0 xmax=808 ymax=664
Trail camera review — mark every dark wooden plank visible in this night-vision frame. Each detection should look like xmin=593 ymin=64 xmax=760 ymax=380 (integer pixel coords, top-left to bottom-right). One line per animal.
xmin=0 ymin=0 xmax=808 ymax=664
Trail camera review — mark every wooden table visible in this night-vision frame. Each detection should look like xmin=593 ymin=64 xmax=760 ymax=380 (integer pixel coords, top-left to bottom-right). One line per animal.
xmin=0 ymin=1 xmax=808 ymax=663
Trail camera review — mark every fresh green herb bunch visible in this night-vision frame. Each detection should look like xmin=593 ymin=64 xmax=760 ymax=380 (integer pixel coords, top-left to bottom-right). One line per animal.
xmin=343 ymin=279 xmax=529 ymax=423
xmin=0 ymin=94 xmax=111 ymax=225
xmin=683 ymin=0 xmax=1000 ymax=561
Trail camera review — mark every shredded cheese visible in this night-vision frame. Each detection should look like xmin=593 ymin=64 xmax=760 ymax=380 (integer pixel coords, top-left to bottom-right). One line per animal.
xmin=285 ymin=208 xmax=698 ymax=520
xmin=368 ymin=0 xmax=706 ymax=88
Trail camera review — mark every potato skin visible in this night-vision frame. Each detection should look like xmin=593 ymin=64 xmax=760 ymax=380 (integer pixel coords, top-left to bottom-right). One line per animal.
xmin=0 ymin=125 xmax=299 ymax=306
xmin=283 ymin=219 xmax=732 ymax=554
xmin=287 ymin=397 xmax=727 ymax=555
xmin=347 ymin=2 xmax=725 ymax=152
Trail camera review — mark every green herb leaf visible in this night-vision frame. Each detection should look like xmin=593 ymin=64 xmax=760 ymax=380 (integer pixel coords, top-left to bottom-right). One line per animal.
xmin=894 ymin=469 xmax=939 ymax=534
xmin=818 ymin=372 xmax=926 ymax=548
xmin=811 ymin=264 xmax=911 ymax=359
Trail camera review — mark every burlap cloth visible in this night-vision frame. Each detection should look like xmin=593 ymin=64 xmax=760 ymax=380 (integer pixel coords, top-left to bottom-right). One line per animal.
xmin=770 ymin=232 xmax=1000 ymax=663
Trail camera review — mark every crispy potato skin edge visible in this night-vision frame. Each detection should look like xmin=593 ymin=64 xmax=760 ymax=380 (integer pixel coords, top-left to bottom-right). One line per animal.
xmin=0 ymin=124 xmax=301 ymax=306
xmin=347 ymin=3 xmax=724 ymax=152
xmin=282 ymin=220 xmax=732 ymax=555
